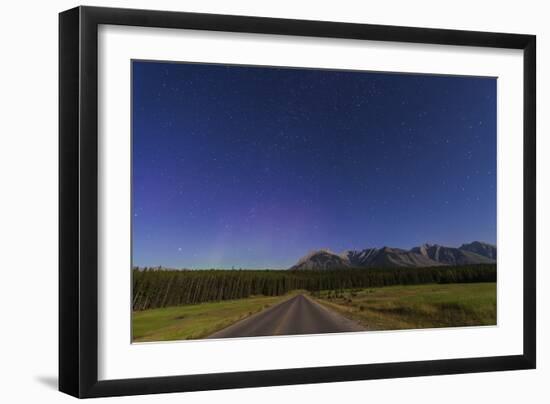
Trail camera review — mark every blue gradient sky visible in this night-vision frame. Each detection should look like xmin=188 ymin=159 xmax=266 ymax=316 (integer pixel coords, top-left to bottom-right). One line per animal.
xmin=132 ymin=61 xmax=496 ymax=269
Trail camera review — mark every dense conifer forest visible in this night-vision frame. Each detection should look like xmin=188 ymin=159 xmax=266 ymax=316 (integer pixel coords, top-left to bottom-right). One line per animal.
xmin=132 ymin=265 xmax=496 ymax=311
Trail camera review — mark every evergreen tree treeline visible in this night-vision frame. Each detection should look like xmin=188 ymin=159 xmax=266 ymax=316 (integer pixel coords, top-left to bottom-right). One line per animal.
xmin=132 ymin=265 xmax=496 ymax=311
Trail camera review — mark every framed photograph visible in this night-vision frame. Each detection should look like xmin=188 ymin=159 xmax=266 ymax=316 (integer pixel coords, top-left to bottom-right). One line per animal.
xmin=59 ymin=6 xmax=536 ymax=398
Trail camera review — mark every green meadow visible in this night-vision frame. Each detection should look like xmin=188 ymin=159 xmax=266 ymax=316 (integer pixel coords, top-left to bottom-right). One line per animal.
xmin=132 ymin=294 xmax=293 ymax=342
xmin=133 ymin=282 xmax=496 ymax=341
xmin=315 ymin=282 xmax=496 ymax=330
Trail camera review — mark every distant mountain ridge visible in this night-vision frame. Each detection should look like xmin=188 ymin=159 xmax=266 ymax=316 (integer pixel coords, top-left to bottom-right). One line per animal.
xmin=290 ymin=241 xmax=496 ymax=270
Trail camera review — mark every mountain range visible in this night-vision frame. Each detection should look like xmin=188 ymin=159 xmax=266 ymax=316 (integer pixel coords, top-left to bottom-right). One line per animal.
xmin=289 ymin=241 xmax=496 ymax=270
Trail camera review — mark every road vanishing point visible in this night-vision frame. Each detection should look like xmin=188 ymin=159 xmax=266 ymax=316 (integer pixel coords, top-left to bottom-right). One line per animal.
xmin=207 ymin=294 xmax=365 ymax=339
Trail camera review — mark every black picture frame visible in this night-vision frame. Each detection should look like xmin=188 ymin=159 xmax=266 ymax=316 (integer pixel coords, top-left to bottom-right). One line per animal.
xmin=59 ymin=5 xmax=536 ymax=398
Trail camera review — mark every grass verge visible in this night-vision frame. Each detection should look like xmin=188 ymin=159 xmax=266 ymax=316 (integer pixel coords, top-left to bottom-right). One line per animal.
xmin=314 ymin=282 xmax=496 ymax=330
xmin=132 ymin=294 xmax=294 ymax=342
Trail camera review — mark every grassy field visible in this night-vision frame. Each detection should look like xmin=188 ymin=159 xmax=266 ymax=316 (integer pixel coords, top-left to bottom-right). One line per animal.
xmin=133 ymin=283 xmax=496 ymax=342
xmin=314 ymin=282 xmax=496 ymax=330
xmin=132 ymin=293 xmax=295 ymax=342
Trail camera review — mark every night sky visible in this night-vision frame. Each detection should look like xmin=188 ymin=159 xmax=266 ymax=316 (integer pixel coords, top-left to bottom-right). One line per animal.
xmin=132 ymin=61 xmax=496 ymax=269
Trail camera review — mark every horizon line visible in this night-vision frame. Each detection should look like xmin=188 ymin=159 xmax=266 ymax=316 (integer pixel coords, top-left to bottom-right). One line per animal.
xmin=133 ymin=240 xmax=496 ymax=270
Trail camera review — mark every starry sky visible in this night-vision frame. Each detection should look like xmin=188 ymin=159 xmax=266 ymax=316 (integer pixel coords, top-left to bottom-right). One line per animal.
xmin=132 ymin=61 xmax=496 ymax=269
